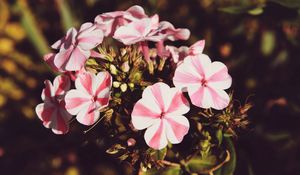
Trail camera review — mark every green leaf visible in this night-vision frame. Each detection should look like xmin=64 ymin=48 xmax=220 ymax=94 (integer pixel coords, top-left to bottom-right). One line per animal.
xmin=149 ymin=147 xmax=167 ymax=160
xmin=185 ymin=155 xmax=218 ymax=173
xmin=248 ymin=7 xmax=264 ymax=15
xmin=261 ymin=31 xmax=276 ymax=56
xmin=216 ymin=129 xmax=223 ymax=146
xmin=214 ymin=138 xmax=236 ymax=175
xmin=269 ymin=0 xmax=300 ymax=8
xmin=143 ymin=166 xmax=182 ymax=175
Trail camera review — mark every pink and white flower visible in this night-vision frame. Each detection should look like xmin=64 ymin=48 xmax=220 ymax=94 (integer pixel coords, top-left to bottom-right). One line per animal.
xmin=113 ymin=14 xmax=162 ymax=45
xmin=64 ymin=71 xmax=112 ymax=126
xmin=50 ymin=22 xmax=104 ymax=72
xmin=35 ymin=75 xmax=72 ymax=134
xmin=94 ymin=5 xmax=148 ymax=36
xmin=166 ymin=40 xmax=205 ymax=63
xmin=131 ymin=82 xmax=190 ymax=150
xmin=173 ymin=54 xmax=232 ymax=110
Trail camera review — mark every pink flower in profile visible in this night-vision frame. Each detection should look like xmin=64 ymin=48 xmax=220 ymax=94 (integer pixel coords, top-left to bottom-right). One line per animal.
xmin=173 ymin=54 xmax=232 ymax=110
xmin=50 ymin=22 xmax=104 ymax=72
xmin=113 ymin=14 xmax=162 ymax=45
xmin=156 ymin=21 xmax=190 ymax=41
xmin=64 ymin=71 xmax=112 ymax=126
xmin=94 ymin=5 xmax=148 ymax=36
xmin=131 ymin=82 xmax=190 ymax=150
xmin=35 ymin=75 xmax=72 ymax=134
xmin=166 ymin=40 xmax=205 ymax=63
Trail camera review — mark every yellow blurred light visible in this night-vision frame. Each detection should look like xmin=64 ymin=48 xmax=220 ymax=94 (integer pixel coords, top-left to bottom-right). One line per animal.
xmin=22 ymin=106 xmax=35 ymax=119
xmin=1 ymin=59 xmax=17 ymax=74
xmin=0 ymin=38 xmax=14 ymax=55
xmin=65 ymin=166 xmax=80 ymax=175
xmin=26 ymin=77 xmax=37 ymax=89
xmin=4 ymin=23 xmax=26 ymax=41
xmin=51 ymin=157 xmax=62 ymax=168
xmin=0 ymin=94 xmax=7 ymax=107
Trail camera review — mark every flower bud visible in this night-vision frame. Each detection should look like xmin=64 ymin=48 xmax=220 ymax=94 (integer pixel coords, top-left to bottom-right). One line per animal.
xmin=121 ymin=61 xmax=130 ymax=72
xmin=120 ymin=83 xmax=128 ymax=92
xmin=127 ymin=138 xmax=136 ymax=147
xmin=113 ymin=81 xmax=121 ymax=88
xmin=110 ymin=64 xmax=118 ymax=75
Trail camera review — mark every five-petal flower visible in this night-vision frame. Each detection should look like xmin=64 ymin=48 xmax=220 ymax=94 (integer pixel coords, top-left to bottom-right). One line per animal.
xmin=50 ymin=22 xmax=104 ymax=72
xmin=64 ymin=71 xmax=112 ymax=126
xmin=131 ymin=82 xmax=190 ymax=150
xmin=35 ymin=75 xmax=72 ymax=134
xmin=173 ymin=54 xmax=232 ymax=110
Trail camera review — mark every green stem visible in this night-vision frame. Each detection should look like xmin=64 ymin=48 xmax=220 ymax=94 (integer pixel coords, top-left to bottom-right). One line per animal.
xmin=14 ymin=0 xmax=50 ymax=56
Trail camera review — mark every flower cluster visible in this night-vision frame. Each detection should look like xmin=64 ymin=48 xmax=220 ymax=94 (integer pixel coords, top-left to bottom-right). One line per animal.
xmin=36 ymin=5 xmax=249 ymax=174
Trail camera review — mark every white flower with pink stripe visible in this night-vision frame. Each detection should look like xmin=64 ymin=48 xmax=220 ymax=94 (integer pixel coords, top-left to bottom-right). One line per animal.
xmin=50 ymin=22 xmax=104 ymax=72
xmin=131 ymin=82 xmax=190 ymax=150
xmin=64 ymin=71 xmax=112 ymax=126
xmin=35 ymin=75 xmax=72 ymax=134
xmin=173 ymin=54 xmax=232 ymax=110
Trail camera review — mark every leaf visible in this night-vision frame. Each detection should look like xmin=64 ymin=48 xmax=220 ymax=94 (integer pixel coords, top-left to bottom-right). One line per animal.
xmin=149 ymin=147 xmax=167 ymax=160
xmin=269 ymin=0 xmax=300 ymax=8
xmin=214 ymin=138 xmax=236 ymax=175
xmin=216 ymin=129 xmax=223 ymax=146
xmin=261 ymin=31 xmax=276 ymax=56
xmin=248 ymin=7 xmax=264 ymax=15
xmin=142 ymin=166 xmax=182 ymax=175
xmin=185 ymin=155 xmax=218 ymax=173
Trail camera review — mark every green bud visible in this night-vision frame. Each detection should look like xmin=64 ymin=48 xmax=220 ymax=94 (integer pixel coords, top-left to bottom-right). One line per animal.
xmin=120 ymin=83 xmax=128 ymax=92
xmin=110 ymin=64 xmax=118 ymax=75
xmin=113 ymin=81 xmax=121 ymax=88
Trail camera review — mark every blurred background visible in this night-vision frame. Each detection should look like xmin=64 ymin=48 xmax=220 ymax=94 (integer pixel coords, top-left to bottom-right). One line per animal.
xmin=0 ymin=0 xmax=300 ymax=174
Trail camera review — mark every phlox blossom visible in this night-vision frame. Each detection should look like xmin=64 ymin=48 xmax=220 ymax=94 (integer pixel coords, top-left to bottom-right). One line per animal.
xmin=64 ymin=71 xmax=112 ymax=126
xmin=173 ymin=54 xmax=232 ymax=110
xmin=131 ymin=82 xmax=190 ymax=150
xmin=35 ymin=75 xmax=72 ymax=134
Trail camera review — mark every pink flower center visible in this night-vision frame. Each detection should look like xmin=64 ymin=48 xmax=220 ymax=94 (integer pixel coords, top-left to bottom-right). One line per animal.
xmin=201 ymin=79 xmax=207 ymax=87
xmin=160 ymin=112 xmax=166 ymax=119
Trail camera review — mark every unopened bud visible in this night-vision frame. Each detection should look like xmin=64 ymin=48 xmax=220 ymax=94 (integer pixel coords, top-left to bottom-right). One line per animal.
xmin=110 ymin=64 xmax=118 ymax=75
xmin=121 ymin=61 xmax=130 ymax=72
xmin=120 ymin=83 xmax=128 ymax=92
xmin=128 ymin=82 xmax=134 ymax=91
xmin=127 ymin=138 xmax=136 ymax=147
xmin=113 ymin=81 xmax=121 ymax=88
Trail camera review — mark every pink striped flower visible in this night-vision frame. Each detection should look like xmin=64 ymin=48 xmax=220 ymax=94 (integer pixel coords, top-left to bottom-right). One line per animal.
xmin=64 ymin=71 xmax=112 ymax=126
xmin=94 ymin=5 xmax=148 ymax=36
xmin=35 ymin=75 xmax=72 ymax=134
xmin=113 ymin=14 xmax=162 ymax=45
xmin=166 ymin=40 xmax=205 ymax=63
xmin=131 ymin=83 xmax=190 ymax=150
xmin=50 ymin=22 xmax=104 ymax=72
xmin=173 ymin=54 xmax=232 ymax=110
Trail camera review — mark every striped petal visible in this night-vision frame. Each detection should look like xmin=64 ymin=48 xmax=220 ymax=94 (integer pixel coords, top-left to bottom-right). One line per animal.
xmin=165 ymin=115 xmax=190 ymax=144
xmin=64 ymin=89 xmax=91 ymax=115
xmin=53 ymin=75 xmax=70 ymax=96
xmin=75 ymin=72 xmax=94 ymax=95
xmin=76 ymin=103 xmax=100 ymax=126
xmin=93 ymin=71 xmax=112 ymax=96
xmin=77 ymin=23 xmax=104 ymax=50
xmin=207 ymin=62 xmax=232 ymax=90
xmin=131 ymin=99 xmax=161 ymax=130
xmin=165 ymin=89 xmax=190 ymax=116
xmin=144 ymin=119 xmax=168 ymax=150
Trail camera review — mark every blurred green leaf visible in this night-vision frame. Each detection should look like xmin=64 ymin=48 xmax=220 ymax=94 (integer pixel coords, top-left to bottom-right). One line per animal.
xmin=248 ymin=7 xmax=264 ymax=15
xmin=216 ymin=129 xmax=223 ymax=146
xmin=261 ymin=31 xmax=276 ymax=56
xmin=149 ymin=147 xmax=167 ymax=160
xmin=214 ymin=138 xmax=236 ymax=175
xmin=269 ymin=0 xmax=300 ymax=8
xmin=14 ymin=0 xmax=50 ymax=56
xmin=185 ymin=155 xmax=217 ymax=173
xmin=56 ymin=0 xmax=76 ymax=31
xmin=143 ymin=166 xmax=181 ymax=175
